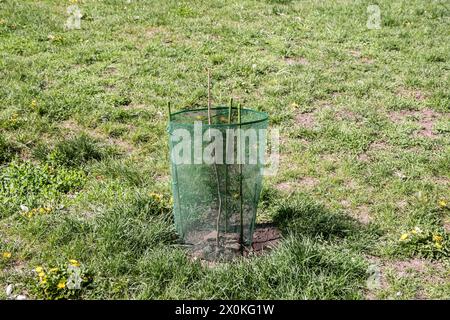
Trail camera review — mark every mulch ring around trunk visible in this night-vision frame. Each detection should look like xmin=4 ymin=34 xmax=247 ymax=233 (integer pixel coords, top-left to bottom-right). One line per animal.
xmin=186 ymin=224 xmax=282 ymax=265
xmin=249 ymin=223 xmax=282 ymax=254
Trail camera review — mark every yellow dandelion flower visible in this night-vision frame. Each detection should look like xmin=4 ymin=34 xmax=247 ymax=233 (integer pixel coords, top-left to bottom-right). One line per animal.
xmin=149 ymin=192 xmax=163 ymax=201
xmin=39 ymin=208 xmax=46 ymax=214
xmin=69 ymin=259 xmax=80 ymax=267
xmin=435 ymin=242 xmax=443 ymax=249
xmin=30 ymin=99 xmax=37 ymax=109
xmin=40 ymin=278 xmax=47 ymax=285
xmin=2 ymin=252 xmax=12 ymax=259
xmin=399 ymin=233 xmax=409 ymax=241
xmin=38 ymin=271 xmax=46 ymax=278
xmin=432 ymin=234 xmax=443 ymax=243
xmin=35 ymin=266 xmax=43 ymax=273
xmin=57 ymin=280 xmax=66 ymax=289
xmin=44 ymin=207 xmax=52 ymax=212
xmin=439 ymin=200 xmax=447 ymax=208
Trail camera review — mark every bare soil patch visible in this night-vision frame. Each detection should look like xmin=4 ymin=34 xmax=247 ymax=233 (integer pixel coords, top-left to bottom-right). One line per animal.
xmin=276 ymin=177 xmax=319 ymax=193
xmin=396 ymin=87 xmax=426 ymax=101
xmin=349 ymin=50 xmax=374 ymax=64
xmin=145 ymin=26 xmax=162 ymax=38
xmin=295 ymin=112 xmax=315 ymax=128
xmin=357 ymin=140 xmax=389 ymax=162
xmin=336 ymin=109 xmax=357 ymax=121
xmin=251 ymin=224 xmax=282 ymax=252
xmin=60 ymin=120 xmax=137 ymax=155
xmin=351 ymin=205 xmax=372 ymax=225
xmin=388 ymin=108 xmax=445 ymax=138
xmin=365 ymin=256 xmax=447 ymax=299
xmin=284 ymin=56 xmax=309 ymax=66
xmin=187 ymin=224 xmax=282 ymax=265
xmin=275 ymin=182 xmax=294 ymax=192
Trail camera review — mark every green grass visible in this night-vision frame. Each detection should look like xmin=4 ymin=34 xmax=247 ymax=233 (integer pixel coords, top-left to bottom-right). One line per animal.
xmin=0 ymin=0 xmax=449 ymax=299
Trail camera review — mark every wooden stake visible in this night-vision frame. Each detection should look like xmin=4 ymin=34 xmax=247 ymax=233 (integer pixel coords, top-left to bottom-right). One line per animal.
xmin=167 ymin=101 xmax=172 ymax=121
xmin=224 ymin=97 xmax=233 ymax=234
xmin=207 ymin=69 xmax=212 ymax=122
xmin=228 ymin=97 xmax=233 ymax=123
xmin=206 ymin=69 xmax=222 ymax=248
xmin=238 ymin=103 xmax=244 ymax=254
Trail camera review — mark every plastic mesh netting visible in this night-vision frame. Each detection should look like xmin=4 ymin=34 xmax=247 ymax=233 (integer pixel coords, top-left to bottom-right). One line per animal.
xmin=167 ymin=106 xmax=268 ymax=260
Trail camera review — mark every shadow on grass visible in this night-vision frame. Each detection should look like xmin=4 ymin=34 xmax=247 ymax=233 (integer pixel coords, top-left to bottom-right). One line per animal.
xmin=275 ymin=197 xmax=373 ymax=239
xmin=259 ymin=185 xmax=381 ymax=244
xmin=133 ymin=191 xmax=381 ymax=299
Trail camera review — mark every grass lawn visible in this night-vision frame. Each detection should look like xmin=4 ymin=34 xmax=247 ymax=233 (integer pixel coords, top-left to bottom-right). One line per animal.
xmin=0 ymin=0 xmax=449 ymax=299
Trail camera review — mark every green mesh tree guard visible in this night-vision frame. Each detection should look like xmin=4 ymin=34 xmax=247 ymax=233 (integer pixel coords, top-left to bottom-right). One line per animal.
xmin=167 ymin=106 xmax=268 ymax=260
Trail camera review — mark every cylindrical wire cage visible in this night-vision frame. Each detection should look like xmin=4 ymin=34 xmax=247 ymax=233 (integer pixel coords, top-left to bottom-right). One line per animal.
xmin=167 ymin=106 xmax=268 ymax=260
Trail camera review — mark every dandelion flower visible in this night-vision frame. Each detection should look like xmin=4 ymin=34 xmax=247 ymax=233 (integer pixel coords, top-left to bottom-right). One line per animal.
xmin=57 ymin=280 xmax=66 ymax=289
xmin=2 ymin=252 xmax=11 ymax=259
xmin=35 ymin=266 xmax=43 ymax=273
xmin=30 ymin=99 xmax=37 ymax=110
xmin=399 ymin=233 xmax=409 ymax=241
xmin=39 ymin=208 xmax=46 ymax=214
xmin=435 ymin=242 xmax=443 ymax=249
xmin=432 ymin=234 xmax=443 ymax=243
xmin=69 ymin=259 xmax=80 ymax=267
xmin=38 ymin=271 xmax=46 ymax=278
xmin=439 ymin=200 xmax=447 ymax=208
xmin=149 ymin=192 xmax=163 ymax=201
